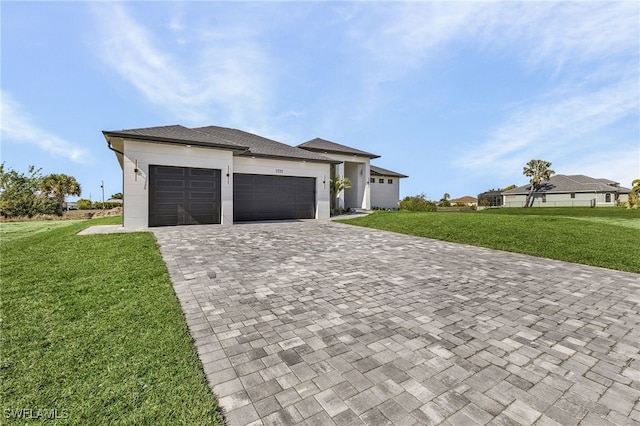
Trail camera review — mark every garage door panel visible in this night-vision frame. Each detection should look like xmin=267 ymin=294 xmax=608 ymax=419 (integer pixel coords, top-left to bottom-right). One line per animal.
xmin=156 ymin=167 xmax=186 ymax=176
xmin=234 ymin=173 xmax=315 ymax=222
xmin=188 ymin=193 xmax=216 ymax=201
xmin=190 ymin=182 xmax=217 ymax=190
xmin=155 ymin=190 xmax=185 ymax=198
xmin=149 ymin=166 xmax=221 ymax=227
xmin=154 ymin=180 xmax=185 ymax=189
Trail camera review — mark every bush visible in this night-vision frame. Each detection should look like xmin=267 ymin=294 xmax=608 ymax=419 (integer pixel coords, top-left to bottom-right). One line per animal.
xmin=77 ymin=199 xmax=92 ymax=210
xmin=399 ymin=194 xmax=437 ymax=212
xmin=92 ymin=202 xmax=123 ymax=210
xmin=0 ymin=164 xmax=61 ymax=218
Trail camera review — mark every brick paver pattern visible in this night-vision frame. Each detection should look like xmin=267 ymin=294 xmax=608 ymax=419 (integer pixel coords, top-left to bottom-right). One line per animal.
xmin=152 ymin=221 xmax=640 ymax=426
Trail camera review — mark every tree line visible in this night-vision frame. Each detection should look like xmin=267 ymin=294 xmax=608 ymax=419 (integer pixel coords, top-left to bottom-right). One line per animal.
xmin=0 ymin=164 xmax=81 ymax=218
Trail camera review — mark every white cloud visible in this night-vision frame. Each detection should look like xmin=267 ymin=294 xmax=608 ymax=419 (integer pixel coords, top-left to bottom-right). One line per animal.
xmin=460 ymin=77 xmax=639 ymax=171
xmin=509 ymin=2 xmax=640 ymax=70
xmin=561 ymin=147 xmax=640 ymax=189
xmin=356 ymin=2 xmax=638 ymax=75
xmin=91 ymin=3 xmax=273 ymax=128
xmin=445 ymin=2 xmax=640 ymax=179
xmin=0 ymin=91 xmax=89 ymax=164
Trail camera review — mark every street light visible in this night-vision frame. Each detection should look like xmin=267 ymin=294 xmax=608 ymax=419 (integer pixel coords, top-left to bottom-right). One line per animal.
xmin=101 ymin=181 xmax=105 ymax=210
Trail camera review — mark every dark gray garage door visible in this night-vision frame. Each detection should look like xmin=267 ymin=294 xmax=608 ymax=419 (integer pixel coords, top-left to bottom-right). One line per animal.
xmin=149 ymin=165 xmax=221 ymax=227
xmin=234 ymin=174 xmax=316 ymax=222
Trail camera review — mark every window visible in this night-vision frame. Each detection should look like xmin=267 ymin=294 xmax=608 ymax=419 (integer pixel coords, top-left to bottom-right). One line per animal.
xmin=370 ymin=177 xmax=375 ymax=183
xmin=605 ymin=193 xmax=611 ymax=203
xmin=388 ymin=179 xmax=393 ymax=184
xmin=542 ymin=194 xmax=547 ymax=203
xmin=570 ymin=193 xmax=575 ymax=199
xmin=379 ymin=178 xmax=384 ymax=184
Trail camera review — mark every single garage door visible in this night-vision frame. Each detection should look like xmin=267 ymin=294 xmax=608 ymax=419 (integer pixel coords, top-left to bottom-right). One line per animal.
xmin=234 ymin=174 xmax=316 ymax=222
xmin=149 ymin=165 xmax=221 ymax=227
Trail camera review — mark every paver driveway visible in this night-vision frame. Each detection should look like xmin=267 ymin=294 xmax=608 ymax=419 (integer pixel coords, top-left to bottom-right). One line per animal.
xmin=152 ymin=221 xmax=640 ymax=426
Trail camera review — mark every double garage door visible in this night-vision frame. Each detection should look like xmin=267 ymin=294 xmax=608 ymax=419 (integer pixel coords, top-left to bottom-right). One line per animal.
xmin=149 ymin=166 xmax=221 ymax=227
xmin=148 ymin=166 xmax=315 ymax=226
xmin=233 ymin=173 xmax=316 ymax=222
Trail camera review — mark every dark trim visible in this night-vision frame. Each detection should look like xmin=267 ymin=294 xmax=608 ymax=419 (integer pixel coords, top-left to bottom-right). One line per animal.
xmin=106 ymin=142 xmax=125 ymax=228
xmin=106 ymin=141 xmax=124 ymax=156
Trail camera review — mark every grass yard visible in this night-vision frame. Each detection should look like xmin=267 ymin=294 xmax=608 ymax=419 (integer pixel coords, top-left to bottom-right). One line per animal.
xmin=1 ymin=218 xmax=224 ymax=425
xmin=339 ymin=207 xmax=640 ymax=274
xmin=0 ymin=220 xmax=84 ymax=243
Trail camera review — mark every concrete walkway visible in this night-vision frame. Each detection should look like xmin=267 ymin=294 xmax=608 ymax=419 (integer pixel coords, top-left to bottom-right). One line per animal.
xmin=151 ymin=221 xmax=640 ymax=426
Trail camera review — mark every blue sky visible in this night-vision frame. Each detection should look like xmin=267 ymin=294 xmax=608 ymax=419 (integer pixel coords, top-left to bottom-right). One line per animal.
xmin=2 ymin=1 xmax=639 ymax=202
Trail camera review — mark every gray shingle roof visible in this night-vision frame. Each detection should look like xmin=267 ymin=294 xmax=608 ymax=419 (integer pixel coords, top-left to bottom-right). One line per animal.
xmin=103 ymin=125 xmax=247 ymax=151
xmin=195 ymin=126 xmax=337 ymax=163
xmin=298 ymin=138 xmax=380 ymax=159
xmin=370 ymin=165 xmax=408 ymax=178
xmin=503 ymin=175 xmax=630 ymax=194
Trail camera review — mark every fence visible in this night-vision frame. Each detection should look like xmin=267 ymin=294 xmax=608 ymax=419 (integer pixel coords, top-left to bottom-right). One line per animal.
xmin=503 ymin=199 xmax=597 ymax=208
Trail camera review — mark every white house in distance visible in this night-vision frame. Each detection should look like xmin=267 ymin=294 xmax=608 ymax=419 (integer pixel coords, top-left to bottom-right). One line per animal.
xmin=502 ymin=174 xmax=630 ymax=207
xmin=103 ymin=125 xmax=407 ymax=229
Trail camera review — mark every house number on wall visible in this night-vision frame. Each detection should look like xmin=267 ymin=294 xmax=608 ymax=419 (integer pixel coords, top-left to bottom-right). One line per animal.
xmin=275 ymin=169 xmax=284 ymax=174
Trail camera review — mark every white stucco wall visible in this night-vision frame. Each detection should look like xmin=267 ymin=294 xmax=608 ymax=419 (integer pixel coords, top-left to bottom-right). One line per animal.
xmin=233 ymin=156 xmax=331 ymax=219
xmin=370 ymin=175 xmax=401 ymax=209
xmin=122 ymin=140 xmax=234 ymax=229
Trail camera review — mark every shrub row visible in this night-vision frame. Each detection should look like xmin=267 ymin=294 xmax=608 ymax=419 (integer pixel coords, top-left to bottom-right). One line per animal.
xmin=399 ymin=194 xmax=437 ymax=212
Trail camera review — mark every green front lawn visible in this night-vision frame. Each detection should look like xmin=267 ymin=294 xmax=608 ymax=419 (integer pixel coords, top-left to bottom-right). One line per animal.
xmin=339 ymin=208 xmax=640 ymax=274
xmin=1 ymin=218 xmax=224 ymax=425
xmin=0 ymin=220 xmax=84 ymax=243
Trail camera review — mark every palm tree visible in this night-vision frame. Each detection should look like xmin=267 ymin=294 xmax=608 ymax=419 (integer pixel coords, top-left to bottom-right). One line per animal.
xmin=439 ymin=193 xmax=451 ymax=207
xmin=41 ymin=173 xmax=82 ymax=213
xmin=522 ymin=159 xmax=554 ymax=208
xmin=330 ymin=176 xmax=352 ymax=213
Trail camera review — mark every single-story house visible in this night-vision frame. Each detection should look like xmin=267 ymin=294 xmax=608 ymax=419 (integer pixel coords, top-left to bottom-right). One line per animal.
xmin=103 ymin=125 xmax=407 ymax=229
xmin=449 ymin=196 xmax=478 ymax=206
xmin=502 ymin=174 xmax=630 ymax=208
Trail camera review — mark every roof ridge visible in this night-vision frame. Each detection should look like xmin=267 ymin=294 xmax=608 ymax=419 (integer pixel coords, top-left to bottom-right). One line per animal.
xmin=194 ymin=125 xmax=337 ymax=163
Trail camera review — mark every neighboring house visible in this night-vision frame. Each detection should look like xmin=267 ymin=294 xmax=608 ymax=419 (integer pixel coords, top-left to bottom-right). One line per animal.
xmin=103 ymin=125 xmax=407 ymax=229
xmin=106 ymin=198 xmax=123 ymax=204
xmin=369 ymin=165 xmax=409 ymax=209
xmin=449 ymin=196 xmax=477 ymax=206
xmin=502 ymin=174 xmax=630 ymax=207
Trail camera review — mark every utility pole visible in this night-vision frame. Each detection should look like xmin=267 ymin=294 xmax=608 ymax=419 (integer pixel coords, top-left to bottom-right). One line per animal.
xmin=101 ymin=181 xmax=105 ymax=210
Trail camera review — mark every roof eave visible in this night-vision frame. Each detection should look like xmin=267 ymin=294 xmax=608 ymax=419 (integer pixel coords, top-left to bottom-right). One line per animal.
xmin=302 ymin=147 xmax=381 ymax=159
xmin=370 ymin=171 xmax=408 ymax=178
xmin=102 ymin=130 xmax=249 ymax=152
